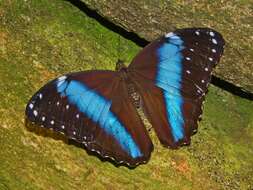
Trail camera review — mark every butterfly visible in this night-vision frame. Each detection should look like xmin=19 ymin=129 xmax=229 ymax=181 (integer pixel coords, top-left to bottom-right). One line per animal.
xmin=26 ymin=28 xmax=225 ymax=167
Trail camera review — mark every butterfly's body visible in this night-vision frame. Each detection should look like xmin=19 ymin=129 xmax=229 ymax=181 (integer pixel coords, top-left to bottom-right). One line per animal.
xmin=26 ymin=28 xmax=225 ymax=166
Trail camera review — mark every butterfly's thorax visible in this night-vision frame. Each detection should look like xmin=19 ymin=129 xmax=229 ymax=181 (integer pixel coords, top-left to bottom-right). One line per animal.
xmin=118 ymin=67 xmax=128 ymax=80
xmin=117 ymin=65 xmax=141 ymax=109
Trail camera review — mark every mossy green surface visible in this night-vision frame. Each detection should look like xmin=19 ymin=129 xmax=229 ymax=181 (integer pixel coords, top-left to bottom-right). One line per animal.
xmin=0 ymin=0 xmax=252 ymax=189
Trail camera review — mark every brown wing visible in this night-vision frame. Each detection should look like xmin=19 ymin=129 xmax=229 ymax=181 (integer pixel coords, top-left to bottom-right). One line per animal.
xmin=26 ymin=71 xmax=153 ymax=166
xmin=128 ymin=28 xmax=225 ymax=148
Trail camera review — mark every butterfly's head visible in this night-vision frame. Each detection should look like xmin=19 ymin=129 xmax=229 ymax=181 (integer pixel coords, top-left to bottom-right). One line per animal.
xmin=116 ymin=59 xmax=127 ymax=72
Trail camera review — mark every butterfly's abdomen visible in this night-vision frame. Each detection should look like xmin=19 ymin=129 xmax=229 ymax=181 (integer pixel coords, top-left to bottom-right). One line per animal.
xmin=127 ymin=83 xmax=141 ymax=109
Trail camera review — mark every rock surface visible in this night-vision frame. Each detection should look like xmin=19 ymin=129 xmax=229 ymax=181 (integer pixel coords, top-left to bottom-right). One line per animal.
xmin=82 ymin=0 xmax=253 ymax=93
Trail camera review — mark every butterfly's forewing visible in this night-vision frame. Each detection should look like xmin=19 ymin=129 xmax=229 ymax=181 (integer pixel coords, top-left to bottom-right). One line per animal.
xmin=26 ymin=71 xmax=153 ymax=166
xmin=128 ymin=28 xmax=225 ymax=148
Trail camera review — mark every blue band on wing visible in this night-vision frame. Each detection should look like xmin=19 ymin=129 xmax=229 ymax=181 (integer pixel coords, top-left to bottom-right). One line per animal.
xmin=56 ymin=79 xmax=142 ymax=158
xmin=155 ymin=35 xmax=185 ymax=142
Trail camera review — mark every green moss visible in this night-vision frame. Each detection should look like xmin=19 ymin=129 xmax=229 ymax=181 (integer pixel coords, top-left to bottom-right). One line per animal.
xmin=0 ymin=0 xmax=252 ymax=189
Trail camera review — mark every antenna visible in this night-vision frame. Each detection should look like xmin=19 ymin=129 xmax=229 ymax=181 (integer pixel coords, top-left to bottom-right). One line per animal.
xmin=117 ymin=34 xmax=122 ymax=62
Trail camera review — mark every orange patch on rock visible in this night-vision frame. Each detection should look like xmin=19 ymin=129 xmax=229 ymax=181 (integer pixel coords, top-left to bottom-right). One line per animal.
xmin=171 ymin=159 xmax=190 ymax=174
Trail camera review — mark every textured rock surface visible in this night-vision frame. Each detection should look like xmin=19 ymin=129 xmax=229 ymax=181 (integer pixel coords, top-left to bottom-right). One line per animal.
xmin=0 ymin=0 xmax=252 ymax=189
xmin=82 ymin=0 xmax=253 ymax=93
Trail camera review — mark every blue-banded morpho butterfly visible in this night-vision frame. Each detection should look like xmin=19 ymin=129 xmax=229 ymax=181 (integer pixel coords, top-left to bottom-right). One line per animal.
xmin=26 ymin=28 xmax=225 ymax=166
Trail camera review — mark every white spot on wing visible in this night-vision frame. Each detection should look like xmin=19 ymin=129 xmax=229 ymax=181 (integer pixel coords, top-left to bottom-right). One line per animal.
xmin=29 ymin=103 xmax=34 ymax=109
xmin=56 ymin=101 xmax=60 ymax=106
xmin=195 ymin=31 xmax=200 ymax=35
xmin=209 ymin=31 xmax=215 ymax=37
xmin=205 ymin=67 xmax=209 ymax=71
xmin=39 ymin=93 xmax=43 ymax=99
xmin=190 ymin=48 xmax=194 ymax=52
xmin=212 ymin=49 xmax=216 ymax=53
xmin=42 ymin=116 xmax=46 ymax=121
xmin=186 ymin=70 xmax=191 ymax=74
xmin=208 ymin=57 xmax=213 ymax=61
xmin=33 ymin=110 xmax=38 ymax=116
xmin=73 ymin=131 xmax=76 ymax=135
xmin=76 ymin=114 xmax=79 ymax=119
xmin=58 ymin=75 xmax=67 ymax=82
xmin=50 ymin=120 xmax=54 ymax=125
xmin=57 ymin=76 xmax=67 ymax=88
xmin=201 ymin=80 xmax=205 ymax=83
xmin=165 ymin=32 xmax=174 ymax=38
xmin=186 ymin=57 xmax=191 ymax=61
xmin=61 ymin=125 xmax=65 ymax=129
xmin=212 ymin=38 xmax=218 ymax=44
xmin=66 ymin=105 xmax=70 ymax=109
